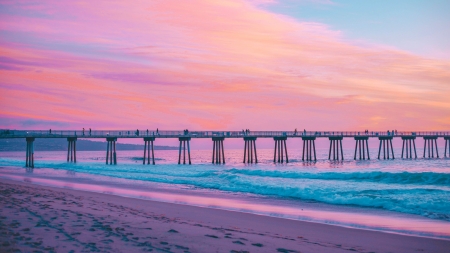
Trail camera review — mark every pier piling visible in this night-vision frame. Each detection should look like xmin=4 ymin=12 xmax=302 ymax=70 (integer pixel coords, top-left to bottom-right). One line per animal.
xmin=106 ymin=137 xmax=117 ymax=165
xmin=378 ymin=137 xmax=394 ymax=160
xmin=143 ymin=137 xmax=155 ymax=165
xmin=212 ymin=137 xmax=225 ymax=164
xmin=25 ymin=137 xmax=35 ymax=168
xmin=302 ymin=137 xmax=316 ymax=161
xmin=273 ymin=137 xmax=288 ymax=163
xmin=329 ymin=137 xmax=344 ymax=160
xmin=423 ymin=136 xmax=439 ymax=158
xmin=445 ymin=137 xmax=450 ymax=158
xmin=178 ymin=137 xmax=191 ymax=165
xmin=401 ymin=136 xmax=417 ymax=159
xmin=243 ymin=137 xmax=257 ymax=163
xmin=354 ymin=137 xmax=369 ymax=160
xmin=67 ymin=137 xmax=77 ymax=163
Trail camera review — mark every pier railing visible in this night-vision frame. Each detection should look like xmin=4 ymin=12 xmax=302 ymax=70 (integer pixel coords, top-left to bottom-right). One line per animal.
xmin=1 ymin=129 xmax=449 ymax=138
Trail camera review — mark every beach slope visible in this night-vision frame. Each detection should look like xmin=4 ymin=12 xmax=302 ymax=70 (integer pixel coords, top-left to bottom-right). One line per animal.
xmin=0 ymin=178 xmax=448 ymax=253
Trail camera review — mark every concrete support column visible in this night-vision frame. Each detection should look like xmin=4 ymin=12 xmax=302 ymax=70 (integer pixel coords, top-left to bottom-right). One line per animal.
xmin=243 ymin=137 xmax=257 ymax=164
xmin=401 ymin=136 xmax=417 ymax=159
xmin=143 ymin=137 xmax=156 ymax=165
xmin=25 ymin=137 xmax=35 ymax=168
xmin=423 ymin=136 xmax=439 ymax=158
xmin=445 ymin=137 xmax=450 ymax=158
xmin=273 ymin=137 xmax=288 ymax=163
xmin=106 ymin=137 xmax=117 ymax=165
xmin=178 ymin=137 xmax=191 ymax=165
xmin=354 ymin=137 xmax=370 ymax=160
xmin=67 ymin=137 xmax=77 ymax=163
xmin=329 ymin=137 xmax=344 ymax=160
xmin=302 ymin=137 xmax=316 ymax=161
xmin=377 ymin=137 xmax=394 ymax=160
xmin=212 ymin=137 xmax=225 ymax=164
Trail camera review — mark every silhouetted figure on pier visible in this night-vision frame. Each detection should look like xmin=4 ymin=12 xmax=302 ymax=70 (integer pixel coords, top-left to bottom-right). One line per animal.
xmin=146 ymin=129 xmax=148 ymax=135
xmin=83 ymin=128 xmax=85 ymax=136
xmin=49 ymin=129 xmax=51 ymax=134
xmin=294 ymin=128 xmax=297 ymax=136
xmin=136 ymin=129 xmax=139 ymax=136
xmin=157 ymin=128 xmax=159 ymax=135
xmin=89 ymin=128 xmax=91 ymax=136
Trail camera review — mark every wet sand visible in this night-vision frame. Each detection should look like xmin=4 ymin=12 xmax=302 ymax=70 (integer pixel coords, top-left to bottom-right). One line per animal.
xmin=0 ymin=178 xmax=449 ymax=253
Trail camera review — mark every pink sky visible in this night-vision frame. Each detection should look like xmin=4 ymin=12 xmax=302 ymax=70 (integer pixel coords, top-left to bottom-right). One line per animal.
xmin=1 ymin=0 xmax=450 ymax=131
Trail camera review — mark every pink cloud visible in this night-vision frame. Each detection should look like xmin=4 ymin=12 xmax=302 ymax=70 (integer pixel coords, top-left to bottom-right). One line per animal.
xmin=0 ymin=0 xmax=449 ymax=131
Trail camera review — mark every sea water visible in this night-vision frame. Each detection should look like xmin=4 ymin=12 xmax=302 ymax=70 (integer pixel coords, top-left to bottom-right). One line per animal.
xmin=1 ymin=147 xmax=449 ymax=239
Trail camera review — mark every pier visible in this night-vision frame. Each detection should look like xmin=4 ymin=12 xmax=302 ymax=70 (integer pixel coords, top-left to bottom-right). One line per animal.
xmin=1 ymin=130 xmax=449 ymax=166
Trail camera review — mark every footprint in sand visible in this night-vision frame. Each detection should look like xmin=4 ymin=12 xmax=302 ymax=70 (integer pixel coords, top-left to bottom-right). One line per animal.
xmin=174 ymin=245 xmax=189 ymax=250
xmin=277 ymin=248 xmax=298 ymax=253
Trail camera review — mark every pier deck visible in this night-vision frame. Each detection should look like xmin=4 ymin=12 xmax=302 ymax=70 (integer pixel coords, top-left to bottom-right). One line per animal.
xmin=1 ymin=130 xmax=448 ymax=139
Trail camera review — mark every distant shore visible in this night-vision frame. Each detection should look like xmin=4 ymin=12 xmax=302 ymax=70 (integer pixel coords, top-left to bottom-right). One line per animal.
xmin=1 ymin=178 xmax=449 ymax=253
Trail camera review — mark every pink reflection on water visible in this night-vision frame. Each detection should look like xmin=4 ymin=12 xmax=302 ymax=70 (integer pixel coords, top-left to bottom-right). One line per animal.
xmin=1 ymin=173 xmax=449 ymax=239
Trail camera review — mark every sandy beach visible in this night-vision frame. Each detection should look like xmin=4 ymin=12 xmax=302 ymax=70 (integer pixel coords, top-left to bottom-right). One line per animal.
xmin=0 ymin=178 xmax=448 ymax=253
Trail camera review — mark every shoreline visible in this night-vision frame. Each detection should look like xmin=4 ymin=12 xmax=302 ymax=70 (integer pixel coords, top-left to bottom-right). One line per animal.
xmin=1 ymin=165 xmax=450 ymax=241
xmin=1 ymin=178 xmax=450 ymax=252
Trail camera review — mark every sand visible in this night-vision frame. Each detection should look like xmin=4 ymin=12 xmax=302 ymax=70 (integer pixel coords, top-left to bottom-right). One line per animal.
xmin=0 ymin=178 xmax=449 ymax=253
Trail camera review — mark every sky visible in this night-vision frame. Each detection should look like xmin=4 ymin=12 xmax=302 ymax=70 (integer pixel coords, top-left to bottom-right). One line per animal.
xmin=1 ymin=0 xmax=450 ymax=133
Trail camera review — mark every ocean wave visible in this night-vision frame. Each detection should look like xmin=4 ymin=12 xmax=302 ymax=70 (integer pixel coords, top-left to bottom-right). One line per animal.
xmin=1 ymin=157 xmax=449 ymax=221
xmin=224 ymin=169 xmax=450 ymax=186
xmin=128 ymin=157 xmax=165 ymax=161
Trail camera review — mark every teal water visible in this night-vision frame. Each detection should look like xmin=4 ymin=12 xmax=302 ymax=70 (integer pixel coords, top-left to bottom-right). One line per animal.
xmin=1 ymin=149 xmax=450 ymax=239
xmin=1 ymin=149 xmax=449 ymax=221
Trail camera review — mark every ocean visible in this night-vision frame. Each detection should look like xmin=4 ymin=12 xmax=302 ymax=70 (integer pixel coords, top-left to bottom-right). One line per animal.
xmin=1 ymin=147 xmax=449 ymax=240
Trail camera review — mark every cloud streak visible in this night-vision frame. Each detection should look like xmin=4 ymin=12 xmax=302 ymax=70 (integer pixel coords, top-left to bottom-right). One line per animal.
xmin=0 ymin=0 xmax=449 ymax=130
